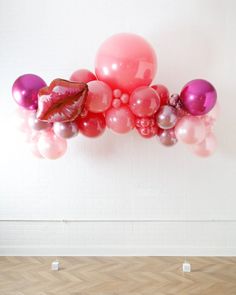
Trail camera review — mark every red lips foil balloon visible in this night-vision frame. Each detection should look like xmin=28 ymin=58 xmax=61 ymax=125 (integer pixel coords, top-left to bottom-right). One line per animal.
xmin=36 ymin=79 xmax=88 ymax=123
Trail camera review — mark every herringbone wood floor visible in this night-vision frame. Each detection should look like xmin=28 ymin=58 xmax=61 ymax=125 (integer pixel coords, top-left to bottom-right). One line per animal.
xmin=0 ymin=257 xmax=236 ymax=295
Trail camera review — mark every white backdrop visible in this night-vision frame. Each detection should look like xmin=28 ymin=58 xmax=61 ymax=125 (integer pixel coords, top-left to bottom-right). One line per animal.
xmin=0 ymin=0 xmax=236 ymax=255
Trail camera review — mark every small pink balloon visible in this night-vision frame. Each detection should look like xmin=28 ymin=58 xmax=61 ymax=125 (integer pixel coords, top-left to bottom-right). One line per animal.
xmin=70 ymin=69 xmax=97 ymax=83
xmin=95 ymin=33 xmax=157 ymax=93
xmin=53 ymin=121 xmax=79 ymax=139
xmin=29 ymin=132 xmax=44 ymax=158
xmin=158 ymin=128 xmax=177 ymax=146
xmin=106 ymin=106 xmax=135 ymax=134
xmin=37 ymin=131 xmax=67 ymax=159
xmin=175 ymin=116 xmax=206 ymax=144
xmin=129 ymin=86 xmax=160 ymax=117
xmin=201 ymin=101 xmax=220 ymax=131
xmin=85 ymin=80 xmax=112 ymax=113
xmin=192 ymin=132 xmax=217 ymax=157
xmin=28 ymin=113 xmax=51 ymax=131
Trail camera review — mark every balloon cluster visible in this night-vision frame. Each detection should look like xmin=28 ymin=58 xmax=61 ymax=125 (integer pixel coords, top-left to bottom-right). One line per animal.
xmin=12 ymin=33 xmax=218 ymax=160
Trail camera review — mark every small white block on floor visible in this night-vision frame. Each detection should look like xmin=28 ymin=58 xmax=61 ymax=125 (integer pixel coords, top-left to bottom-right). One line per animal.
xmin=182 ymin=262 xmax=191 ymax=272
xmin=51 ymin=261 xmax=60 ymax=271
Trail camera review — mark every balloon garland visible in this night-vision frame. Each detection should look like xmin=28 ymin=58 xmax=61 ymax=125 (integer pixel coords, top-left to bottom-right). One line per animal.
xmin=12 ymin=33 xmax=218 ymax=160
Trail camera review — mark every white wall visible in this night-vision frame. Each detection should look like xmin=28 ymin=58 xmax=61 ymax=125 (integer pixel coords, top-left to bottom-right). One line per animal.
xmin=0 ymin=0 xmax=236 ymax=256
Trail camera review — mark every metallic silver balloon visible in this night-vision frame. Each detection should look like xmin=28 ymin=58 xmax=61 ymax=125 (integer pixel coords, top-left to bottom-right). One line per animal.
xmin=53 ymin=122 xmax=79 ymax=139
xmin=28 ymin=113 xmax=51 ymax=131
xmin=158 ymin=128 xmax=177 ymax=146
xmin=156 ymin=105 xmax=178 ymax=129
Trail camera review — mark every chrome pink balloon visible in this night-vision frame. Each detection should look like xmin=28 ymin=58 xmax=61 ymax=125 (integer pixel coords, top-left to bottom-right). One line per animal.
xmin=85 ymin=80 xmax=112 ymax=113
xmin=70 ymin=69 xmax=97 ymax=83
xmin=28 ymin=113 xmax=51 ymax=131
xmin=180 ymin=79 xmax=217 ymax=116
xmin=37 ymin=131 xmax=67 ymax=160
xmin=95 ymin=33 xmax=157 ymax=93
xmin=175 ymin=116 xmax=206 ymax=144
xmin=12 ymin=74 xmax=46 ymax=110
xmin=129 ymin=86 xmax=160 ymax=117
xmin=192 ymin=132 xmax=217 ymax=157
xmin=106 ymin=106 xmax=135 ymax=134
xmin=156 ymin=105 xmax=178 ymax=129
xmin=53 ymin=122 xmax=79 ymax=139
xmin=158 ymin=128 xmax=177 ymax=146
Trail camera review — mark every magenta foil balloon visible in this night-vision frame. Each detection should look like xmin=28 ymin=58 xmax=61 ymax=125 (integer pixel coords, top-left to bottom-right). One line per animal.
xmin=180 ymin=79 xmax=217 ymax=116
xmin=12 ymin=74 xmax=46 ymax=110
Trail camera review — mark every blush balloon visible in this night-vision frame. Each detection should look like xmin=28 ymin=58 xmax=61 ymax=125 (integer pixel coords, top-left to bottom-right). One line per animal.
xmin=129 ymin=86 xmax=160 ymax=117
xmin=175 ymin=116 xmax=206 ymax=144
xmin=76 ymin=112 xmax=106 ymax=137
xmin=37 ymin=131 xmax=67 ymax=159
xmin=12 ymin=74 xmax=46 ymax=110
xmin=156 ymin=105 xmax=178 ymax=129
xmin=106 ymin=106 xmax=135 ymax=134
xmin=151 ymin=84 xmax=169 ymax=105
xmin=180 ymin=79 xmax=217 ymax=116
xmin=95 ymin=33 xmax=157 ymax=93
xmin=29 ymin=132 xmax=44 ymax=158
xmin=53 ymin=122 xmax=79 ymax=139
xmin=70 ymin=69 xmax=97 ymax=83
xmin=158 ymin=128 xmax=177 ymax=146
xmin=192 ymin=132 xmax=217 ymax=157
xmin=85 ymin=81 xmax=112 ymax=113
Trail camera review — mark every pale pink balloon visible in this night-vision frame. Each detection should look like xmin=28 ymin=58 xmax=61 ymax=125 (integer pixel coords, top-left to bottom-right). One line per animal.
xmin=85 ymin=80 xmax=112 ymax=113
xmin=175 ymin=116 xmax=206 ymax=144
xmin=106 ymin=106 xmax=135 ymax=134
xmin=192 ymin=132 xmax=217 ymax=157
xmin=95 ymin=33 xmax=157 ymax=93
xmin=37 ymin=131 xmax=67 ymax=160
xmin=70 ymin=69 xmax=97 ymax=83
xmin=29 ymin=132 xmax=43 ymax=158
xmin=201 ymin=101 xmax=220 ymax=131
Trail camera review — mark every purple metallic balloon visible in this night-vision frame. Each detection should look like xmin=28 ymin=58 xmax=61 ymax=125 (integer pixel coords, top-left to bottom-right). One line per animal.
xmin=180 ymin=79 xmax=217 ymax=116
xmin=12 ymin=74 xmax=46 ymax=110
xmin=158 ymin=128 xmax=177 ymax=146
xmin=156 ymin=105 xmax=178 ymax=129
xmin=53 ymin=122 xmax=79 ymax=139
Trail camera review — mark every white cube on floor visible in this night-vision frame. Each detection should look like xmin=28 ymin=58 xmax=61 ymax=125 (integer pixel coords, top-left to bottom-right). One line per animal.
xmin=51 ymin=261 xmax=60 ymax=271
xmin=182 ymin=262 xmax=191 ymax=272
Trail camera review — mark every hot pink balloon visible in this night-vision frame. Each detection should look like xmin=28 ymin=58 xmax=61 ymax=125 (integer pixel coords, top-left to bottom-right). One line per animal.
xmin=95 ymin=33 xmax=157 ymax=93
xmin=175 ymin=116 xmax=206 ymax=144
xmin=70 ymin=69 xmax=97 ymax=83
xmin=129 ymin=86 xmax=160 ymax=117
xmin=192 ymin=132 xmax=217 ymax=157
xmin=37 ymin=131 xmax=67 ymax=160
xmin=85 ymin=80 xmax=112 ymax=113
xmin=106 ymin=106 xmax=135 ymax=134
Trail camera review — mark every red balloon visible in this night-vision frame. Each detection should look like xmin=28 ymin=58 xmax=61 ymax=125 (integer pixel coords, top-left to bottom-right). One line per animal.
xmin=151 ymin=84 xmax=169 ymax=105
xmin=76 ymin=112 xmax=106 ymax=137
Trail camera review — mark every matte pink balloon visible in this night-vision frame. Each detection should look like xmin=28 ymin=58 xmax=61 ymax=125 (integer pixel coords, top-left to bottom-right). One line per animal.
xmin=106 ymin=106 xmax=135 ymax=134
xmin=129 ymin=86 xmax=160 ymax=117
xmin=192 ymin=132 xmax=217 ymax=157
xmin=37 ymin=131 xmax=67 ymax=159
xmin=70 ymin=69 xmax=97 ymax=83
xmin=53 ymin=122 xmax=79 ymax=139
xmin=85 ymin=80 xmax=112 ymax=113
xmin=175 ymin=116 xmax=206 ymax=144
xmin=95 ymin=33 xmax=157 ymax=93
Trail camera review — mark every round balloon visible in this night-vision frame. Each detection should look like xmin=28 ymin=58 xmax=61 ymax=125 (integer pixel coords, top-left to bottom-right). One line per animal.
xmin=180 ymin=79 xmax=217 ymax=116
xmin=95 ymin=33 xmax=157 ymax=93
xmin=76 ymin=112 xmax=106 ymax=137
xmin=12 ymin=74 xmax=46 ymax=110
xmin=85 ymin=80 xmax=112 ymax=113
xmin=106 ymin=106 xmax=135 ymax=134
xmin=151 ymin=84 xmax=169 ymax=106
xmin=53 ymin=122 xmax=79 ymax=139
xmin=156 ymin=105 xmax=178 ymax=129
xmin=70 ymin=69 xmax=97 ymax=83
xmin=192 ymin=132 xmax=217 ymax=157
xmin=175 ymin=116 xmax=206 ymax=144
xmin=158 ymin=128 xmax=177 ymax=146
xmin=28 ymin=113 xmax=51 ymax=131
xmin=129 ymin=86 xmax=160 ymax=117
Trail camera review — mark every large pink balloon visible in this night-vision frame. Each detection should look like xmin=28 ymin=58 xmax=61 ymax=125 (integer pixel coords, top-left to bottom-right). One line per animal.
xmin=37 ymin=131 xmax=67 ymax=159
xmin=85 ymin=80 xmax=112 ymax=113
xmin=106 ymin=106 xmax=135 ymax=134
xmin=175 ymin=116 xmax=206 ymax=144
xmin=95 ymin=33 xmax=157 ymax=93
xmin=192 ymin=132 xmax=217 ymax=157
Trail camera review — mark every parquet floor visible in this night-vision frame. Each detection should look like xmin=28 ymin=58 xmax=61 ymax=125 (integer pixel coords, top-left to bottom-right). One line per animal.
xmin=0 ymin=257 xmax=236 ymax=295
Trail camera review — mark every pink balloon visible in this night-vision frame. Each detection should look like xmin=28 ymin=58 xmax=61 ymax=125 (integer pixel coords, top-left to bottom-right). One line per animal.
xmin=201 ymin=101 xmax=220 ymax=131
xmin=37 ymin=131 xmax=67 ymax=159
xmin=129 ymin=86 xmax=160 ymax=117
xmin=192 ymin=132 xmax=217 ymax=157
xmin=29 ymin=132 xmax=44 ymax=158
xmin=70 ymin=69 xmax=97 ymax=83
xmin=95 ymin=33 xmax=157 ymax=93
xmin=76 ymin=112 xmax=106 ymax=138
xmin=53 ymin=122 xmax=79 ymax=139
xmin=106 ymin=106 xmax=135 ymax=134
xmin=175 ymin=116 xmax=206 ymax=144
xmin=85 ymin=80 xmax=112 ymax=113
